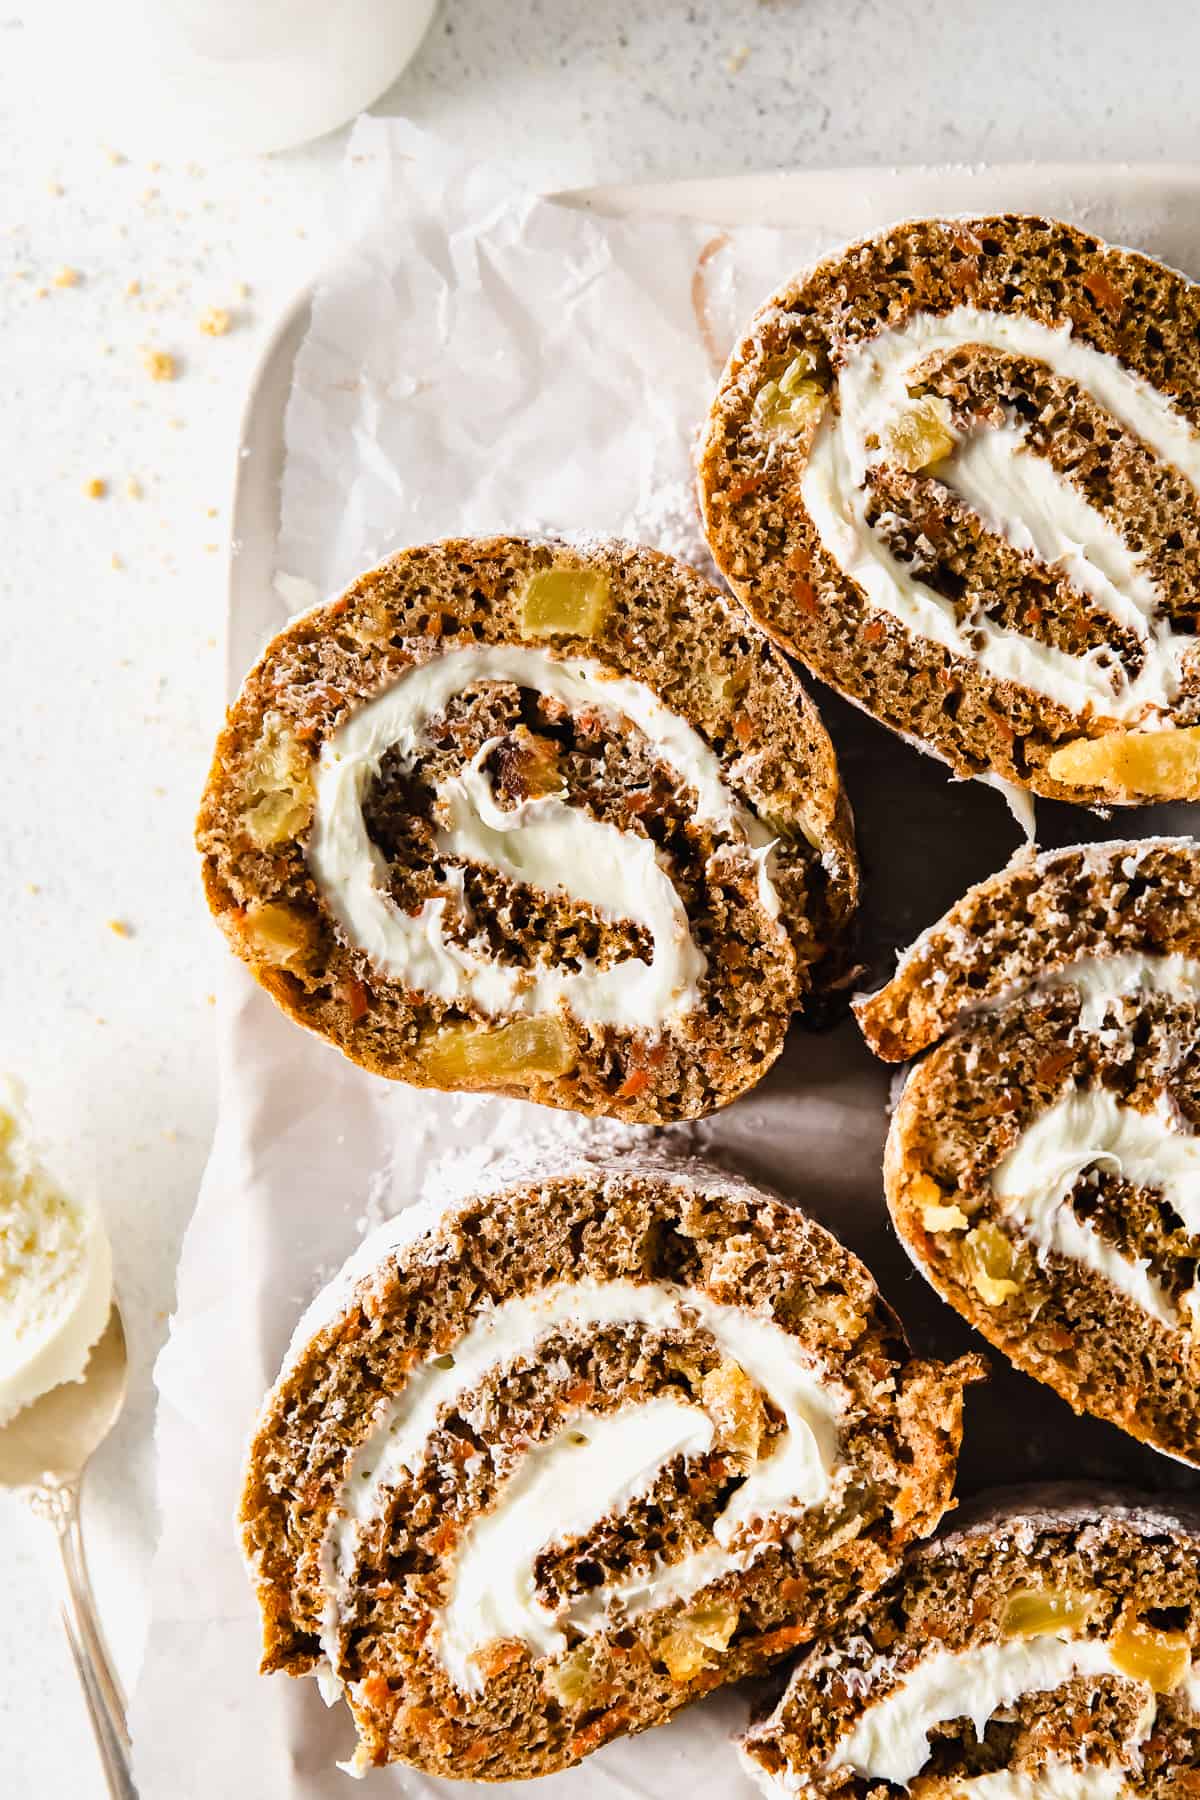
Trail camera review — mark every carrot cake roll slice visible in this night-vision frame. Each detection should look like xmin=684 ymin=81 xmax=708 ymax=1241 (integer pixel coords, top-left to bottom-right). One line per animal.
xmin=239 ymin=1158 xmax=981 ymax=1781
xmin=699 ymin=216 xmax=1200 ymax=806
xmin=197 ymin=536 xmax=857 ymax=1121
xmin=742 ymin=1493 xmax=1200 ymax=1797
xmin=857 ymin=837 xmax=1200 ymax=1464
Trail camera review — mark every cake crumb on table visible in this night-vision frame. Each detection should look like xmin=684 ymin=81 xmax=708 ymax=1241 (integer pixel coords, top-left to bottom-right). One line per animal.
xmin=198 ymin=305 xmax=231 ymax=337
xmin=141 ymin=348 xmax=176 ymax=381
xmin=107 ymin=918 xmax=134 ymax=938
xmin=83 ymin=476 xmax=107 ymax=499
xmin=53 ymin=266 xmax=81 ymax=288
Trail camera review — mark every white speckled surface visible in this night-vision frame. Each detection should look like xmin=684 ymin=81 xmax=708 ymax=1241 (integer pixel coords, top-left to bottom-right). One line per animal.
xmin=2 ymin=0 xmax=1199 ymax=1789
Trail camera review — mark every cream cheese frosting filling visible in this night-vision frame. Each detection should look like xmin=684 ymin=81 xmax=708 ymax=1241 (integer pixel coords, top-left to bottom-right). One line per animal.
xmin=321 ymin=1276 xmax=843 ymax=1684
xmin=439 ymin=1397 xmax=715 ymax=1688
xmin=832 ymin=1635 xmax=1152 ymax=1786
xmin=1032 ymin=949 xmax=1200 ymax=1032
xmin=946 ymin=1765 xmax=1131 ymax=1800
xmin=741 ymin=1751 xmax=1130 ymax=1800
xmin=802 ymin=304 xmax=1200 ymax=720
xmin=308 ymin=644 xmax=780 ymax=1031
xmin=990 ymin=1086 xmax=1200 ymax=1327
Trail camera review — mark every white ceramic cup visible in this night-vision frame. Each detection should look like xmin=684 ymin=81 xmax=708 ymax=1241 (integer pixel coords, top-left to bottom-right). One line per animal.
xmin=28 ymin=0 xmax=438 ymax=158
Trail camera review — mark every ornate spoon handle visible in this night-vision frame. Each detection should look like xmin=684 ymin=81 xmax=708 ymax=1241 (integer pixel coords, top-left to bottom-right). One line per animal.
xmin=31 ymin=1474 xmax=137 ymax=1800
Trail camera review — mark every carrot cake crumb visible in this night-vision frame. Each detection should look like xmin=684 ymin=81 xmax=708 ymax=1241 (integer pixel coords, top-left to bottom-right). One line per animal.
xmin=142 ymin=349 xmax=176 ymax=382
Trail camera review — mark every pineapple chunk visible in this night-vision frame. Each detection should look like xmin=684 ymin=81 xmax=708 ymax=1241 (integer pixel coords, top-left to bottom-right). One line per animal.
xmin=883 ymin=396 xmax=957 ymax=472
xmin=543 ymin=1643 xmax=593 ymax=1706
xmin=754 ymin=350 xmax=827 ymax=434
xmin=520 ymin=568 xmax=612 ymax=639
xmin=1047 ymin=726 xmax=1200 ymax=801
xmin=962 ymin=1222 xmax=1022 ymax=1307
xmin=1001 ymin=1587 xmax=1098 ymax=1640
xmin=243 ymin=713 xmax=315 ymax=848
xmin=1111 ymin=1623 xmax=1191 ymax=1693
xmin=702 ymin=1360 xmax=766 ymax=1463
xmin=416 ymin=1016 xmax=575 ymax=1086
xmin=908 ymin=1173 xmax=968 ymax=1233
xmin=922 ymin=1201 xmax=970 ymax=1234
xmin=659 ymin=1603 xmax=739 ymax=1682
xmin=241 ymin=900 xmax=316 ymax=969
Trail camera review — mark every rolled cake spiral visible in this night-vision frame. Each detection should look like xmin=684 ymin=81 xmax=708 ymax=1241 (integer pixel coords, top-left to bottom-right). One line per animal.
xmin=857 ymin=837 xmax=1200 ymax=1463
xmin=239 ymin=1159 xmax=980 ymax=1781
xmin=699 ymin=216 xmax=1200 ymax=806
xmin=742 ymin=1493 xmax=1200 ymax=1798
xmin=197 ymin=537 xmax=857 ymax=1120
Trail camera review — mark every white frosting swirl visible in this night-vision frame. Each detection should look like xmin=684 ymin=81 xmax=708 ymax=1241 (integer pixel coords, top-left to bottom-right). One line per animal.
xmin=802 ymin=304 xmax=1200 ymax=720
xmin=320 ymin=1275 xmax=843 ymax=1692
xmin=307 ymin=644 xmax=780 ymax=1031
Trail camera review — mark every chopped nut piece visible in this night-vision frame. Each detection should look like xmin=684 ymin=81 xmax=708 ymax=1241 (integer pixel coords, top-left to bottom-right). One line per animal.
xmin=142 ymin=348 xmax=176 ymax=382
xmin=962 ymin=1222 xmax=1022 ymax=1306
xmin=755 ymin=350 xmax=828 ymax=434
xmin=1112 ymin=1623 xmax=1191 ymax=1692
xmin=1001 ymin=1588 xmax=1098 ymax=1639
xmin=198 ymin=305 xmax=232 ymax=337
xmin=884 ymin=395 xmax=957 ymax=471
xmin=83 ymin=477 xmax=107 ymax=500
xmin=702 ymin=1360 xmax=765 ymax=1463
xmin=241 ymin=900 xmax=315 ymax=969
xmin=242 ymin=715 xmax=314 ymax=847
xmin=543 ymin=1644 xmax=593 ymax=1706
xmin=1047 ymin=727 xmax=1200 ymax=800
xmin=520 ymin=567 xmax=612 ymax=639
xmin=416 ymin=1016 xmax=576 ymax=1087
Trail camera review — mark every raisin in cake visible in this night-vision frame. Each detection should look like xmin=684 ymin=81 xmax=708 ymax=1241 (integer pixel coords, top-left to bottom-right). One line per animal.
xmin=197 ymin=536 xmax=857 ymax=1121
xmin=857 ymin=838 xmax=1200 ymax=1463
xmin=742 ymin=1492 xmax=1200 ymax=1796
xmin=240 ymin=1157 xmax=981 ymax=1781
xmin=699 ymin=216 xmax=1200 ymax=806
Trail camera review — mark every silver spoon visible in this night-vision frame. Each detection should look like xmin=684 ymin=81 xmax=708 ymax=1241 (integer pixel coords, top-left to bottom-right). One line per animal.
xmin=0 ymin=1302 xmax=137 ymax=1799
